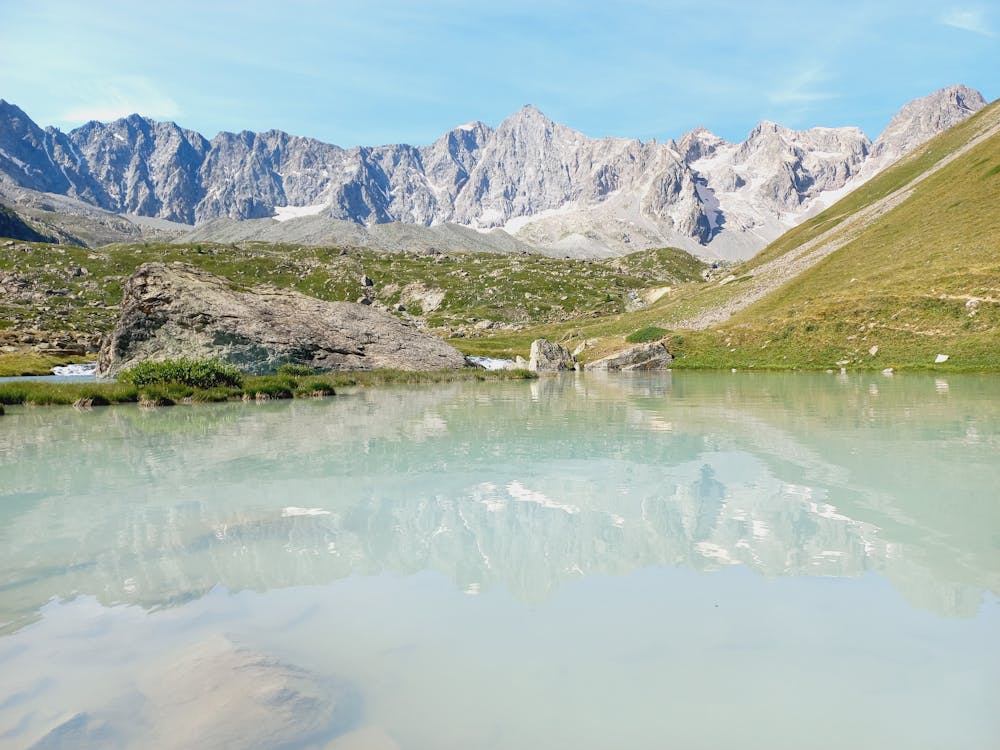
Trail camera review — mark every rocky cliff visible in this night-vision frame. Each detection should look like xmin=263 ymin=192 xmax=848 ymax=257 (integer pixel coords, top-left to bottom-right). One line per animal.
xmin=0 ymin=85 xmax=986 ymax=259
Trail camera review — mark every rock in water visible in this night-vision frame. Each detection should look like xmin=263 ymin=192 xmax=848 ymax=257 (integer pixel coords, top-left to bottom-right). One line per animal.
xmin=528 ymin=338 xmax=575 ymax=372
xmin=584 ymin=342 xmax=673 ymax=371
xmin=96 ymin=263 xmax=468 ymax=376
xmin=136 ymin=636 xmax=357 ymax=749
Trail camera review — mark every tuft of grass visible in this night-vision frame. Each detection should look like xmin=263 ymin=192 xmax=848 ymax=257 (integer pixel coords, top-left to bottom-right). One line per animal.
xmin=276 ymin=363 xmax=316 ymax=376
xmin=118 ymin=358 xmax=244 ymax=388
xmin=626 ymin=326 xmax=668 ymax=343
xmin=138 ymin=386 xmax=177 ymax=408
xmin=0 ymin=381 xmax=139 ymax=406
xmin=242 ymin=376 xmax=294 ymax=400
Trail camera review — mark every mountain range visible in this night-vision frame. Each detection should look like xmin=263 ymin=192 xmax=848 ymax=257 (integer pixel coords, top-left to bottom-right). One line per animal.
xmin=0 ymin=85 xmax=986 ymax=259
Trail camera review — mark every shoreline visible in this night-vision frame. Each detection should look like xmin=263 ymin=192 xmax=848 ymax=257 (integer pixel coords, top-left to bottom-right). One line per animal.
xmin=0 ymin=368 xmax=536 ymax=409
xmin=4 ymin=365 xmax=997 ymax=412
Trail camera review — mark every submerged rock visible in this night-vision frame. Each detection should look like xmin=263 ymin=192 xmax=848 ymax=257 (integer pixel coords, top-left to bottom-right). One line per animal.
xmin=137 ymin=636 xmax=358 ymax=749
xmin=96 ymin=263 xmax=468 ymax=376
xmin=584 ymin=342 xmax=673 ymax=371
xmin=528 ymin=338 xmax=575 ymax=372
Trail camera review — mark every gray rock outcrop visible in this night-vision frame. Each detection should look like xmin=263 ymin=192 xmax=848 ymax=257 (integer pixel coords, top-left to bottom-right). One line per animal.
xmin=873 ymin=84 xmax=987 ymax=163
xmin=96 ymin=263 xmax=468 ymax=376
xmin=528 ymin=338 xmax=575 ymax=372
xmin=585 ymin=342 xmax=673 ymax=371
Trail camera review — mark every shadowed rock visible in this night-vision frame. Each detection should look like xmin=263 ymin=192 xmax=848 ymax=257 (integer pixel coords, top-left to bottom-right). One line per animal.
xmin=96 ymin=263 xmax=468 ymax=376
xmin=585 ymin=342 xmax=673 ymax=371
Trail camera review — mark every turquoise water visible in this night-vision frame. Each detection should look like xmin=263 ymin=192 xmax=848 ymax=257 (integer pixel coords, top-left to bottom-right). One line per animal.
xmin=1 ymin=372 xmax=998 ymax=749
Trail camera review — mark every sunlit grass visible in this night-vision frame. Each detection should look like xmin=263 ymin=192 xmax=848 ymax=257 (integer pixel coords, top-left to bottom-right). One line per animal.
xmin=0 ymin=367 xmax=536 ymax=407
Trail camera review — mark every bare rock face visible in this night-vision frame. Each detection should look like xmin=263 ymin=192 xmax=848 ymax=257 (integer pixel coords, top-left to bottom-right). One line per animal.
xmin=96 ymin=263 xmax=468 ymax=377
xmin=0 ymin=85 xmax=987 ymax=261
xmin=528 ymin=338 xmax=575 ymax=372
xmin=873 ymin=84 xmax=987 ymax=163
xmin=585 ymin=342 xmax=673 ymax=371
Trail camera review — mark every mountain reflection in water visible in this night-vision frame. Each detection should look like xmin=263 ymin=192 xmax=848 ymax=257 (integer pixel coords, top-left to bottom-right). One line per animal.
xmin=2 ymin=372 xmax=998 ymax=638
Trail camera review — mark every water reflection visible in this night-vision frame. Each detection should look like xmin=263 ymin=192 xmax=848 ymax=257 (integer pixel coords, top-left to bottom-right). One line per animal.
xmin=1 ymin=373 xmax=999 ymax=637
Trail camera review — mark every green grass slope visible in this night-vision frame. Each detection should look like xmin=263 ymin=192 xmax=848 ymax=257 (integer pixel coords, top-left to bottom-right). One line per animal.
xmin=673 ymin=100 xmax=1000 ymax=371
xmin=0 ymin=238 xmax=706 ymax=373
xmin=464 ymin=99 xmax=1000 ymax=370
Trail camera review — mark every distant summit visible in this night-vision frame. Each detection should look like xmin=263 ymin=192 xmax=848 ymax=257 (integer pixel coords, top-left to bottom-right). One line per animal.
xmin=873 ymin=84 xmax=987 ymax=162
xmin=0 ymin=85 xmax=987 ymax=260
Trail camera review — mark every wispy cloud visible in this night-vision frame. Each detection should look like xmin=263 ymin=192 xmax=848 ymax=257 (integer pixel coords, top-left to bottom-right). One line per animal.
xmin=941 ymin=7 xmax=995 ymax=36
xmin=57 ymin=76 xmax=180 ymax=124
xmin=767 ymin=68 xmax=839 ymax=106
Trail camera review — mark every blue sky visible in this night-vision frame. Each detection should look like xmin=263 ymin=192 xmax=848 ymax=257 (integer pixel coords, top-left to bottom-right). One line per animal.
xmin=0 ymin=0 xmax=996 ymax=146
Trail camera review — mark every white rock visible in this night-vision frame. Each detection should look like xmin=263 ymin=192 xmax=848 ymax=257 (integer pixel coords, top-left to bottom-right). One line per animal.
xmin=528 ymin=338 xmax=575 ymax=372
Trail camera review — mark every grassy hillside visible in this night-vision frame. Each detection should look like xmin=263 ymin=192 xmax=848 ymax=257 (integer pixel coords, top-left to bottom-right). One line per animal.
xmin=671 ymin=100 xmax=1000 ymax=371
xmin=0 ymin=239 xmax=706 ymax=374
xmin=460 ymin=99 xmax=1000 ymax=370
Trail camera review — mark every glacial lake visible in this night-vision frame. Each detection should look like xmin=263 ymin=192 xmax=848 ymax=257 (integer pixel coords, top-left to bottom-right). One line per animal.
xmin=1 ymin=372 xmax=998 ymax=749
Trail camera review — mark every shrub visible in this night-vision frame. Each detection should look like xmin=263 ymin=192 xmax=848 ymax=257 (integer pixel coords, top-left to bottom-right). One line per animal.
xmin=277 ymin=363 xmax=316 ymax=376
xmin=119 ymin=358 xmax=244 ymax=389
xmin=626 ymin=326 xmax=668 ymax=343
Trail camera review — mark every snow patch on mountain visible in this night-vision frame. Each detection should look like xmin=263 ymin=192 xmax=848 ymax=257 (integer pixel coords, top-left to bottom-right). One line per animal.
xmin=273 ymin=203 xmax=328 ymax=222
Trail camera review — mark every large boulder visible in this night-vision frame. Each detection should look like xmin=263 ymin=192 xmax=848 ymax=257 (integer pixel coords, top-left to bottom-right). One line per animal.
xmin=528 ymin=338 xmax=575 ymax=372
xmin=28 ymin=637 xmax=359 ymax=749
xmin=137 ymin=636 xmax=357 ymax=749
xmin=96 ymin=263 xmax=469 ymax=377
xmin=584 ymin=342 xmax=673 ymax=371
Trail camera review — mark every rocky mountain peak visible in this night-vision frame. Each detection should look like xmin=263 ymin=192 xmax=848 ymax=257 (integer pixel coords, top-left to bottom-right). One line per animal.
xmin=873 ymin=84 xmax=988 ymax=162
xmin=678 ymin=126 xmax=729 ymax=163
xmin=0 ymin=99 xmax=74 ymax=195
xmin=511 ymin=103 xmax=548 ymax=120
xmin=0 ymin=84 xmax=987 ymax=259
xmin=495 ymin=104 xmax=567 ymax=138
xmin=0 ymin=99 xmax=27 ymax=118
